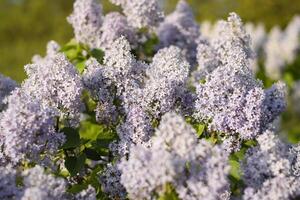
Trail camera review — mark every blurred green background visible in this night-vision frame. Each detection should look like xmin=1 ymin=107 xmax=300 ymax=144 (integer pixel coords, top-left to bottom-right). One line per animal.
xmin=0 ymin=0 xmax=300 ymax=82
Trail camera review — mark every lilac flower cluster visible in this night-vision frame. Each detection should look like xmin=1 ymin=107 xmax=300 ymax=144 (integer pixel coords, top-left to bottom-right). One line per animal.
xmin=109 ymin=0 xmax=164 ymax=29
xmin=194 ymin=13 xmax=287 ymax=151
xmin=67 ymin=0 xmax=103 ymax=48
xmin=242 ymin=130 xmax=300 ymax=200
xmin=68 ymin=0 xmax=136 ymax=50
xmin=0 ymin=165 xmax=97 ymax=200
xmin=99 ymin=12 xmax=137 ymax=49
xmin=0 ymin=89 xmax=65 ymax=164
xmin=83 ymin=58 xmax=118 ymax=125
xmin=119 ymin=113 xmax=230 ymax=200
xmin=84 ymin=36 xmax=190 ymax=156
xmin=142 ymin=45 xmax=190 ymax=118
xmin=99 ymin=163 xmax=127 ymax=199
xmin=202 ymin=15 xmax=300 ymax=79
xmin=23 ymin=53 xmax=84 ymax=126
xmin=21 ymin=166 xmax=67 ymax=200
xmin=157 ymin=0 xmax=200 ymax=66
xmin=0 ymin=165 xmax=21 ymax=200
xmin=193 ymin=13 xmax=253 ymax=84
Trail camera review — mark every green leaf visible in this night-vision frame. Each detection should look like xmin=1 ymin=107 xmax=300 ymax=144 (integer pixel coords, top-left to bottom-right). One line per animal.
xmin=64 ymin=48 xmax=79 ymax=60
xmin=195 ymin=123 xmax=205 ymax=137
xmin=94 ymin=138 xmax=113 ymax=149
xmin=75 ymin=59 xmax=86 ymax=73
xmin=65 ymin=153 xmax=86 ymax=176
xmin=283 ymin=72 xmax=294 ymax=88
xmin=229 ymin=159 xmax=241 ymax=180
xmin=79 ymin=120 xmax=104 ymax=141
xmin=65 ymin=156 xmax=77 ymax=176
xmin=61 ymin=127 xmax=81 ymax=149
xmin=68 ymin=183 xmax=88 ymax=194
xmin=84 ymin=148 xmax=103 ymax=161
xmin=89 ymin=139 xmax=112 ymax=157
xmin=142 ymin=35 xmax=159 ymax=56
xmin=79 ymin=120 xmax=118 ymax=142
xmin=158 ymin=183 xmax=180 ymax=200
xmin=87 ymin=165 xmax=104 ymax=188
xmin=90 ymin=48 xmax=104 ymax=64
xmin=60 ymin=39 xmax=78 ymax=52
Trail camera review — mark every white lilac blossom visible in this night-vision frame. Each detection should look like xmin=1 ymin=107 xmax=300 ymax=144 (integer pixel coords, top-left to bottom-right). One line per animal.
xmin=68 ymin=0 xmax=138 ymax=49
xmin=175 ymin=140 xmax=230 ymax=200
xmin=194 ymin=13 xmax=286 ymax=145
xmin=103 ymin=39 xmax=192 ymax=156
xmin=195 ymin=58 xmax=286 ymax=143
xmin=193 ymin=13 xmax=253 ymax=85
xmin=142 ymin=46 xmax=190 ymax=118
xmin=0 ymin=74 xmax=17 ymax=110
xmin=119 ymin=112 xmax=230 ymax=200
xmin=242 ymin=130 xmax=300 ymax=200
xmin=212 ymin=13 xmax=254 ymax=64
xmin=119 ymin=144 xmax=178 ymax=199
xmin=83 ymin=58 xmax=117 ymax=125
xmin=102 ymin=36 xmax=148 ymax=112
xmin=152 ymin=112 xmax=198 ymax=158
xmin=94 ymin=37 xmax=150 ymax=156
xmin=200 ymin=15 xmax=300 ymax=78
xmin=109 ymin=0 xmax=164 ymax=29
xmin=157 ymin=0 xmax=200 ymax=66
xmin=193 ymin=40 xmax=220 ymax=82
xmin=221 ymin=135 xmax=243 ymax=153
xmin=21 ymin=166 xmax=67 ymax=200
xmin=23 ymin=53 xmax=84 ymax=126
xmin=67 ymin=0 xmax=103 ymax=48
xmin=0 ymin=165 xmax=21 ymax=200
xmin=99 ymin=163 xmax=127 ymax=199
xmin=46 ymin=40 xmax=61 ymax=57
xmin=291 ymin=144 xmax=300 ymax=177
xmin=103 ymin=36 xmax=140 ymax=95
xmin=243 ymin=176 xmax=300 ymax=200
xmin=99 ymin=12 xmax=137 ymax=50
xmin=113 ymin=105 xmax=153 ymax=156
xmin=0 ymin=89 xmax=65 ymax=164
xmin=263 ymin=82 xmax=287 ymax=122
xmin=99 ymin=37 xmax=189 ymax=119
xmin=103 ymin=37 xmax=191 ymax=118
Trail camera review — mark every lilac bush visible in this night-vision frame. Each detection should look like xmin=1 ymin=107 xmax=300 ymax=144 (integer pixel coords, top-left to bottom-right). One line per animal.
xmin=1 ymin=0 xmax=300 ymax=199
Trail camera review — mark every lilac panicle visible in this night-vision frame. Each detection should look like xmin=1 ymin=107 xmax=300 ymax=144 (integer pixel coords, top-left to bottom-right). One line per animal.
xmin=157 ymin=0 xmax=201 ymax=66
xmin=23 ymin=53 xmax=84 ymax=126
xmin=109 ymin=0 xmax=164 ymax=29
xmin=67 ymin=0 xmax=103 ymax=48
xmin=0 ymin=89 xmax=65 ymax=164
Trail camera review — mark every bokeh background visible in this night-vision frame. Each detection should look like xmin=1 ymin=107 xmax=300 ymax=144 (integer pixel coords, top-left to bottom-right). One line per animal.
xmin=1 ymin=0 xmax=300 ymax=82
